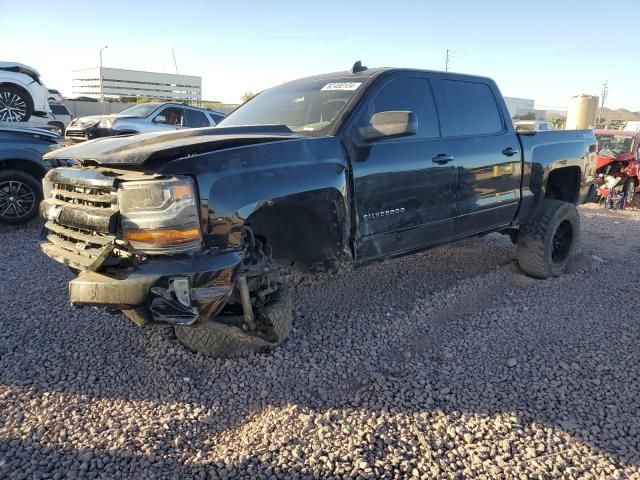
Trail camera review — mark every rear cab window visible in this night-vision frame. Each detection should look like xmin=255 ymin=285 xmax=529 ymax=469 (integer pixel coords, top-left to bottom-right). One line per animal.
xmin=356 ymin=76 xmax=440 ymax=139
xmin=433 ymin=79 xmax=504 ymax=136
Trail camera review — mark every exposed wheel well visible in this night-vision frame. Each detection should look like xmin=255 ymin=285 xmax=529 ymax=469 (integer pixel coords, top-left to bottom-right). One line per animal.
xmin=545 ymin=167 xmax=581 ymax=203
xmin=245 ymin=190 xmax=346 ymax=265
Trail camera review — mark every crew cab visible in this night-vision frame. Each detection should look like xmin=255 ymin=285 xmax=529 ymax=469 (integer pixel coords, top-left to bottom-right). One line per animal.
xmin=593 ymin=129 xmax=640 ymax=207
xmin=64 ymin=102 xmax=226 ymax=143
xmin=40 ymin=64 xmax=596 ymax=357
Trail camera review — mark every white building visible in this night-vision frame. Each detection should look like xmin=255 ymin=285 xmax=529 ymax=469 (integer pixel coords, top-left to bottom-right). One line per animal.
xmin=72 ymin=67 xmax=202 ymax=103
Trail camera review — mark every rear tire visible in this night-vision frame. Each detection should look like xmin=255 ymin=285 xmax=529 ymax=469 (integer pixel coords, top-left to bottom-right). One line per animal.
xmin=174 ymin=286 xmax=293 ymax=358
xmin=0 ymin=170 xmax=42 ymax=225
xmin=0 ymin=85 xmax=33 ymax=122
xmin=516 ymin=200 xmax=580 ymax=278
xmin=623 ymin=178 xmax=637 ymax=208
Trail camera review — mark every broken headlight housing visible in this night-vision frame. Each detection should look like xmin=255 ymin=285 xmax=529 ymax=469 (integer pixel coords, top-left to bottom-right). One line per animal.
xmin=118 ymin=177 xmax=202 ymax=254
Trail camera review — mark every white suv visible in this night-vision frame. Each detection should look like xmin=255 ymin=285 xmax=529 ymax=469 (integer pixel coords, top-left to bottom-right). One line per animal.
xmin=0 ymin=62 xmax=51 ymax=122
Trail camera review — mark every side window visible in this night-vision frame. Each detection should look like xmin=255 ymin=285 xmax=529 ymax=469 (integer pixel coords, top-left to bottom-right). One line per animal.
xmin=50 ymin=105 xmax=70 ymax=115
xmin=208 ymin=112 xmax=225 ymax=125
xmin=358 ymin=77 xmax=439 ymax=139
xmin=185 ymin=109 xmax=209 ymax=128
xmin=436 ymin=80 xmax=503 ymax=136
xmin=155 ymin=107 xmax=184 ymax=126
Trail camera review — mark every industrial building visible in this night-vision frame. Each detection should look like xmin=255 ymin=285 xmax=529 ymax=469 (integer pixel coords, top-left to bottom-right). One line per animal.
xmin=72 ymin=67 xmax=202 ymax=103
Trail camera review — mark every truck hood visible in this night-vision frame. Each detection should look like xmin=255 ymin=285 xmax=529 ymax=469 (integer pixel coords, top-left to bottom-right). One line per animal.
xmin=45 ymin=125 xmax=300 ymax=166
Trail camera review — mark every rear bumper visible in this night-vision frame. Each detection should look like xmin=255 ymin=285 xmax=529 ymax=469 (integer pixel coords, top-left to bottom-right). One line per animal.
xmin=43 ymin=240 xmax=242 ymax=325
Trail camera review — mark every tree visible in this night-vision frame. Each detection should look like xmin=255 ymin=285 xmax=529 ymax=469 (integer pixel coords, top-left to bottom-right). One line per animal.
xmin=241 ymin=91 xmax=256 ymax=103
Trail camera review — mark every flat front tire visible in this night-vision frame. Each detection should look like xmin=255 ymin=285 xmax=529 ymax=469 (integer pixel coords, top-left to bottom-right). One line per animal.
xmin=174 ymin=286 xmax=293 ymax=358
xmin=516 ymin=200 xmax=580 ymax=279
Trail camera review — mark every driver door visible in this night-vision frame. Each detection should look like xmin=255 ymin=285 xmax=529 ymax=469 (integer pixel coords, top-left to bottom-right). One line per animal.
xmin=347 ymin=74 xmax=457 ymax=261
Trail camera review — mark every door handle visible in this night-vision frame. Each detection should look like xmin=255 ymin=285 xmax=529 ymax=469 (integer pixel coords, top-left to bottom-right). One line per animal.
xmin=432 ymin=153 xmax=455 ymax=164
xmin=502 ymin=147 xmax=519 ymax=157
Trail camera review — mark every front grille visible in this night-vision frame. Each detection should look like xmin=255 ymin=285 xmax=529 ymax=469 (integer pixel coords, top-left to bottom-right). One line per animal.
xmin=65 ymin=130 xmax=88 ymax=142
xmin=51 ymin=183 xmax=117 ymax=210
xmin=41 ymin=169 xmax=120 ymax=271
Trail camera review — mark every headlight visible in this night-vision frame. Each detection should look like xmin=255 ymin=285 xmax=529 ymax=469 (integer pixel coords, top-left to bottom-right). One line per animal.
xmin=98 ymin=118 xmax=114 ymax=128
xmin=118 ymin=177 xmax=202 ymax=254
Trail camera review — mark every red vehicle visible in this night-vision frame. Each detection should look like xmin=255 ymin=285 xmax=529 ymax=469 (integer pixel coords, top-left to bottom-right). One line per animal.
xmin=594 ymin=130 xmax=640 ymax=208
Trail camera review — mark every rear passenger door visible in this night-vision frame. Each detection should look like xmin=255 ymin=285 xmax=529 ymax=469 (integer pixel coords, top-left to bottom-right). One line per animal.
xmin=185 ymin=108 xmax=210 ymax=128
xmin=347 ymin=74 xmax=457 ymax=261
xmin=431 ymin=78 xmax=521 ymax=236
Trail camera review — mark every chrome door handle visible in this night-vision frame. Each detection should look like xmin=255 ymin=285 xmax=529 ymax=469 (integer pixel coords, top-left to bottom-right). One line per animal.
xmin=432 ymin=153 xmax=455 ymax=164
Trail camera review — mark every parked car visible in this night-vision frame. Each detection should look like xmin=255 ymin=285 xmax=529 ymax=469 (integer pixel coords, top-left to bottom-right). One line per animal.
xmin=593 ymin=129 xmax=640 ymax=207
xmin=40 ymin=64 xmax=596 ymax=357
xmin=514 ymin=120 xmax=554 ymax=132
xmin=28 ymin=103 xmax=74 ymax=136
xmin=0 ymin=62 xmax=52 ymax=122
xmin=64 ymin=102 xmax=226 ymax=143
xmin=47 ymin=89 xmax=64 ymax=103
xmin=0 ymin=125 xmax=63 ymax=224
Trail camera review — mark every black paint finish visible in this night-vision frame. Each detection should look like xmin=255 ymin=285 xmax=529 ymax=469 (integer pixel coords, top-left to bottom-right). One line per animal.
xmin=40 ymin=67 xmax=597 ymax=325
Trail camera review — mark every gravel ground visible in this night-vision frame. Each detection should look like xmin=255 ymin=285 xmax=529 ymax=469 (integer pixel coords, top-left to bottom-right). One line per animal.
xmin=1 ymin=204 xmax=639 ymax=479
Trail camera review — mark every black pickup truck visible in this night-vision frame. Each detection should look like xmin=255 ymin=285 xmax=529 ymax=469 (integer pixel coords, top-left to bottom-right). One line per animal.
xmin=40 ymin=64 xmax=596 ymax=357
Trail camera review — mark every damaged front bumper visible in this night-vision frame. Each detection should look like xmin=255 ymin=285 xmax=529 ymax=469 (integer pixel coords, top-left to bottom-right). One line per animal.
xmin=60 ymin=250 xmax=242 ymax=326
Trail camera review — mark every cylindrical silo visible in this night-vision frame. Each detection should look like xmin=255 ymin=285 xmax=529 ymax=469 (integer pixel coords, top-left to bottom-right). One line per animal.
xmin=566 ymin=95 xmax=599 ymax=130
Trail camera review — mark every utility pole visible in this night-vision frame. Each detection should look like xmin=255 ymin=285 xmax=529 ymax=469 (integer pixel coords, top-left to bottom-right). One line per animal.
xmin=172 ymin=49 xmax=182 ymax=104
xmin=445 ymin=49 xmax=450 ymax=72
xmin=99 ymin=45 xmax=108 ymax=102
xmin=598 ymin=80 xmax=608 ymax=127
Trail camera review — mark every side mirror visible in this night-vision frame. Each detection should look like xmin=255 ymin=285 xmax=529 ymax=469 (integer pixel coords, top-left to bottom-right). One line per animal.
xmin=359 ymin=111 xmax=417 ymax=142
xmin=154 ymin=114 xmax=167 ymax=124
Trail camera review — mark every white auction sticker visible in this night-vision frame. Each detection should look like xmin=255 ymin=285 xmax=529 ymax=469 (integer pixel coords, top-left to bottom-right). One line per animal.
xmin=321 ymin=82 xmax=362 ymax=91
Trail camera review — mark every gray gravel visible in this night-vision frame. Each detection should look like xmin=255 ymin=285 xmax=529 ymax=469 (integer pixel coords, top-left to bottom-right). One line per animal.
xmin=1 ymin=204 xmax=639 ymax=479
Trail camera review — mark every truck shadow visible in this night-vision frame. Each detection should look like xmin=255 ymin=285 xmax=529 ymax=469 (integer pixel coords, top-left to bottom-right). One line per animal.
xmin=1 ymin=212 xmax=639 ymax=476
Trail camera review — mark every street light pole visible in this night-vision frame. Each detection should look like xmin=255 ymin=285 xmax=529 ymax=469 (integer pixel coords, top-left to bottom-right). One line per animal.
xmin=99 ymin=45 xmax=108 ymax=102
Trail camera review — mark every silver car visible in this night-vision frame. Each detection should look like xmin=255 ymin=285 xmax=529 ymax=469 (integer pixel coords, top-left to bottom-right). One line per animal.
xmin=64 ymin=102 xmax=226 ymax=143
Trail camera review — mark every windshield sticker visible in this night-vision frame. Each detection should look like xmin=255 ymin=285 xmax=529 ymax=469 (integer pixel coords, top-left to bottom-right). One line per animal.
xmin=321 ymin=82 xmax=362 ymax=91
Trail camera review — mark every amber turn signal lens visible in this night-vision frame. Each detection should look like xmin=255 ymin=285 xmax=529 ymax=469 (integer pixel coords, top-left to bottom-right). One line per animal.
xmin=124 ymin=228 xmax=201 ymax=246
xmin=172 ymin=183 xmax=194 ymax=201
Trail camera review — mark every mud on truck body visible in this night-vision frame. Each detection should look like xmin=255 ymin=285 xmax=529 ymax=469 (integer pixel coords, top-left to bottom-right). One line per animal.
xmin=40 ymin=64 xmax=597 ymax=357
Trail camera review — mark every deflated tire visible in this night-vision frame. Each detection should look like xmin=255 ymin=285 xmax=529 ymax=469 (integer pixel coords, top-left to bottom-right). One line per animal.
xmin=174 ymin=286 xmax=293 ymax=357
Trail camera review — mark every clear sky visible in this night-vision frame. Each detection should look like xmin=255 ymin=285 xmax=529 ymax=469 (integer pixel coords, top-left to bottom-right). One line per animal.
xmin=1 ymin=0 xmax=639 ymax=111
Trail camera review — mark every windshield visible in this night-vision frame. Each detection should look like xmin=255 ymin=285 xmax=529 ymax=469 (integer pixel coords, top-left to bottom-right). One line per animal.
xmin=595 ymin=134 xmax=634 ymax=156
xmin=219 ymin=78 xmax=364 ymax=135
xmin=119 ymin=103 xmax=162 ymax=117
